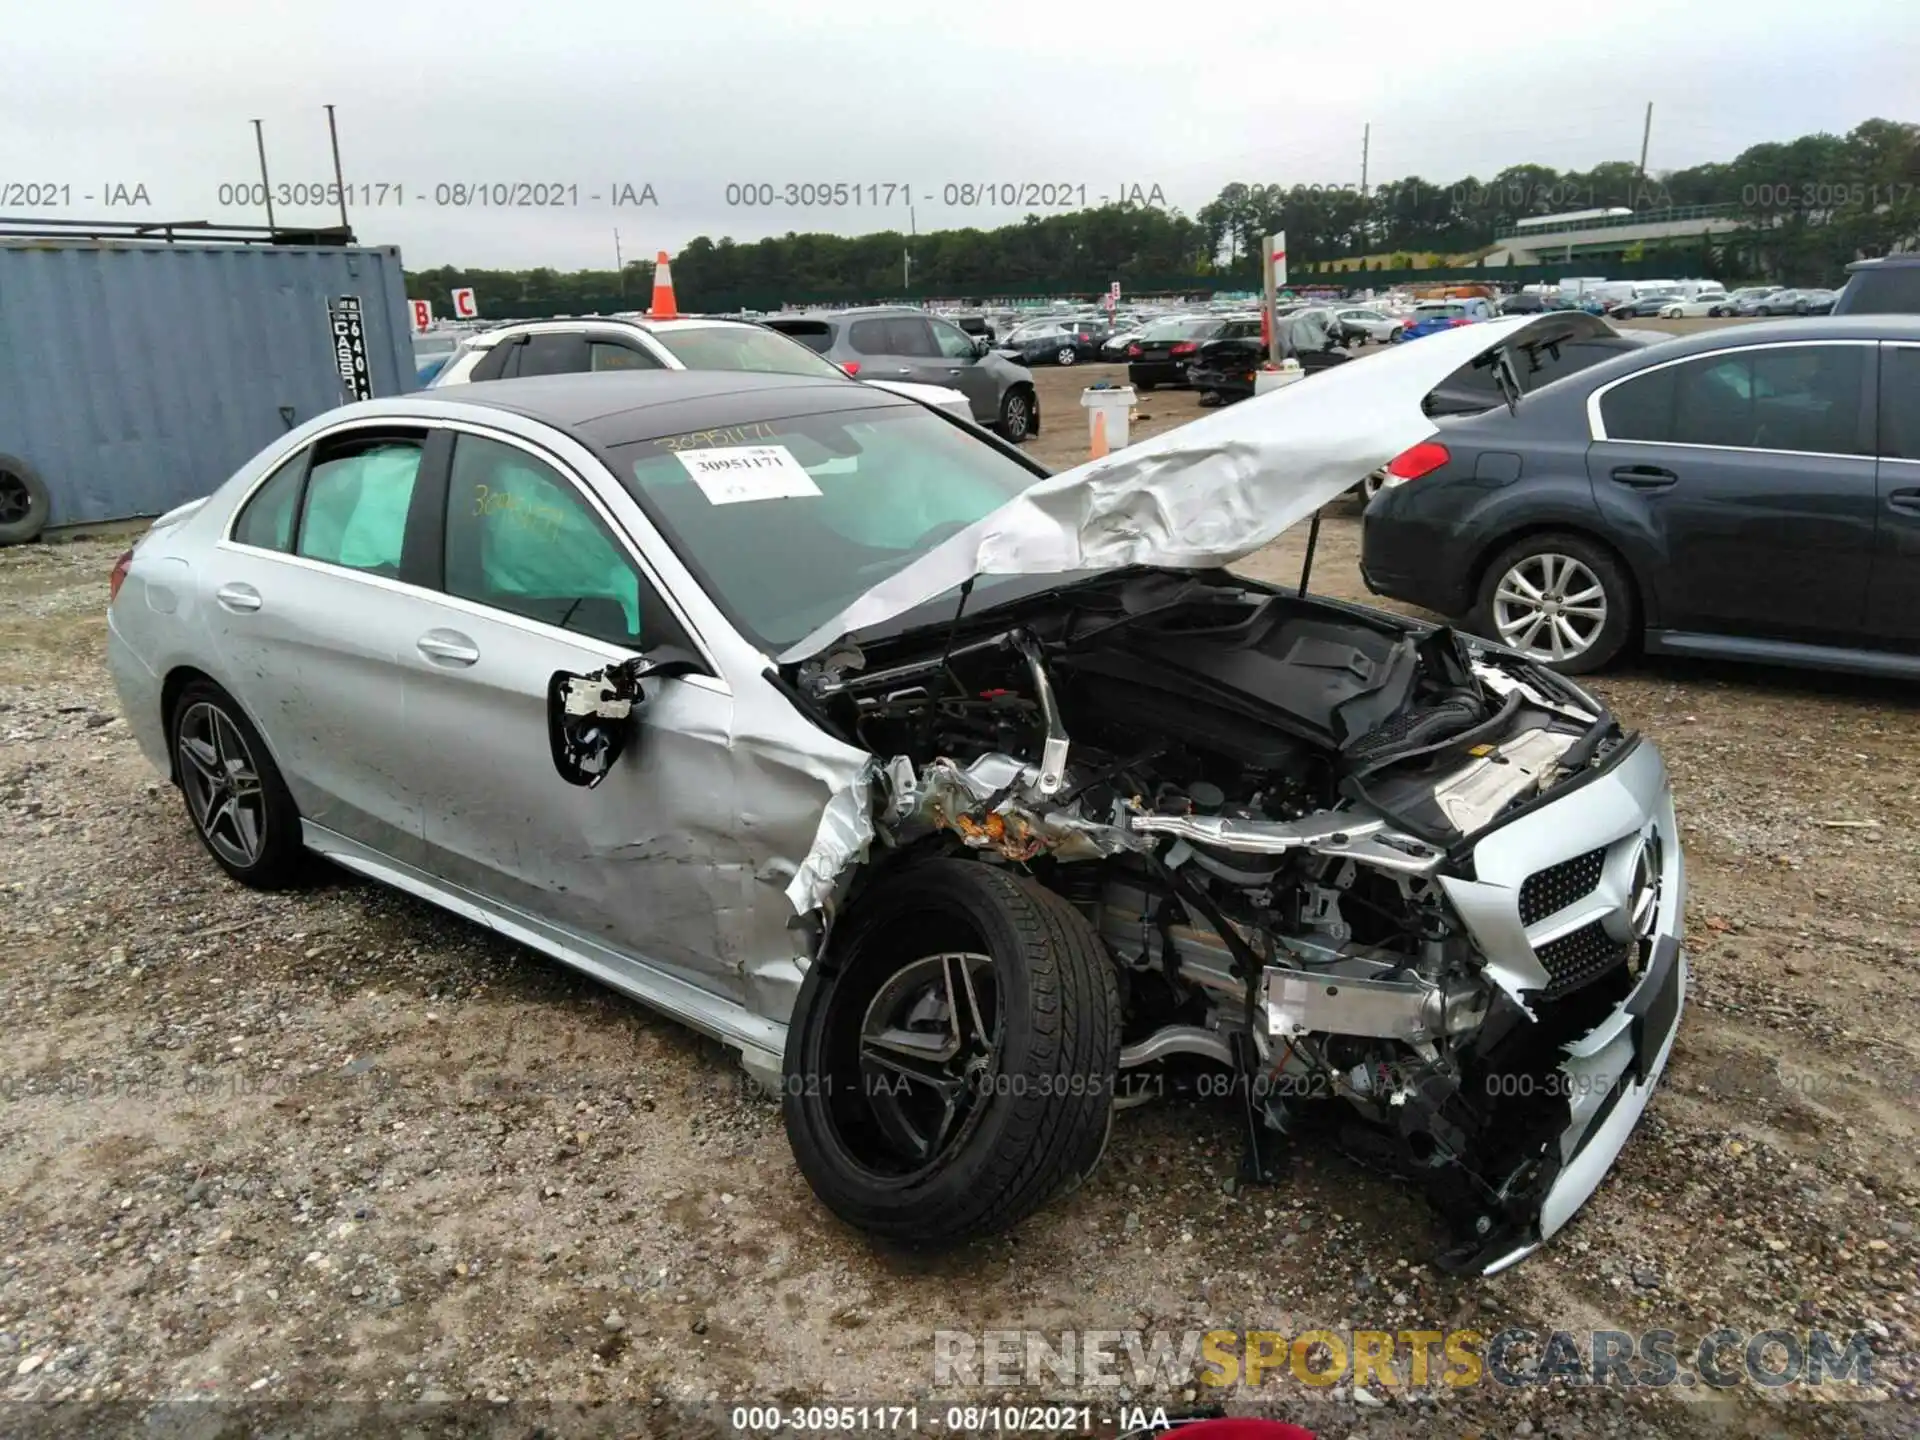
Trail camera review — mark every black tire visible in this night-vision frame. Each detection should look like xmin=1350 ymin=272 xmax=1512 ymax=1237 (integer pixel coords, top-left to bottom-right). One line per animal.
xmin=1056 ymin=346 xmax=1078 ymax=366
xmin=0 ymin=455 xmax=51 ymax=545
xmin=1471 ymin=532 xmax=1636 ymax=675
xmin=782 ymin=859 xmax=1121 ymax=1246
xmin=1388 ymin=327 xmax=1405 ymax=343
xmin=169 ymin=680 xmax=306 ymax=888
xmin=995 ymin=386 xmax=1035 ymax=443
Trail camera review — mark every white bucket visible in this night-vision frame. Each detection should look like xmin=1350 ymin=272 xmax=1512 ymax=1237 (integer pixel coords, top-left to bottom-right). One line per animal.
xmin=1080 ymin=385 xmax=1135 ymax=451
xmin=1253 ymin=360 xmax=1306 ymax=396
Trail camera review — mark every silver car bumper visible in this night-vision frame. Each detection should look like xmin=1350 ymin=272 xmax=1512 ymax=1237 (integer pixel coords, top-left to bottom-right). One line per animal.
xmin=1441 ymin=737 xmax=1688 ymax=1271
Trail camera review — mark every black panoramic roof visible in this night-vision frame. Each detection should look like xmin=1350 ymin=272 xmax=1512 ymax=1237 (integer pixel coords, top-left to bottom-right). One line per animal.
xmin=442 ymin=369 xmax=909 ymax=444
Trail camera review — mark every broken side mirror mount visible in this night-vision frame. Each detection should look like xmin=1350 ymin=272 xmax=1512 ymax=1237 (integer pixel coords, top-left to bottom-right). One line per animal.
xmin=546 ymin=646 xmax=709 ymax=789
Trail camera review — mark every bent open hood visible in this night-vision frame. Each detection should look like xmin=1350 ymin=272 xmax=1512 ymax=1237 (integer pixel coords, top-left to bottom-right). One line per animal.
xmin=779 ymin=314 xmax=1583 ymax=664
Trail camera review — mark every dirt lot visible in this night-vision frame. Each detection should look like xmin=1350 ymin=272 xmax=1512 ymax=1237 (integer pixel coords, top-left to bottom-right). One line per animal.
xmin=2 ymin=344 xmax=1916 ymax=1436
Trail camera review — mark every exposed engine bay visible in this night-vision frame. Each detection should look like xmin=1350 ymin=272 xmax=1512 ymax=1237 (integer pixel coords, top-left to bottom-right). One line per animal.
xmin=784 ymin=567 xmax=1654 ymax=1272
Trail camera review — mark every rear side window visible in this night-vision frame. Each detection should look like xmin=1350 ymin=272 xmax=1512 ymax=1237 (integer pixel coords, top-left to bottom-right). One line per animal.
xmin=847 ymin=319 xmax=895 ymax=355
xmin=231 ymin=449 xmax=309 ymax=551
xmin=296 ymin=437 xmax=425 ymax=575
xmin=590 ymin=341 xmax=663 ymax=372
xmin=1881 ymin=345 xmax=1920 ymax=461
xmin=1602 ymin=345 xmax=1869 ymax=454
xmin=649 ymin=325 xmax=845 ymax=377
xmin=509 ymin=333 xmax=587 ymax=377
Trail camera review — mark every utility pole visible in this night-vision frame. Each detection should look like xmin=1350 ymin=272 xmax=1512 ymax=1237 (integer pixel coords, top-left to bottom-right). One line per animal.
xmin=614 ymin=229 xmax=624 ymax=296
xmin=324 ymin=104 xmax=349 ymax=233
xmin=1637 ymin=102 xmax=1653 ymax=180
xmin=1360 ymin=123 xmax=1371 ymax=198
xmin=904 ymin=206 xmax=916 ymax=294
xmin=251 ymin=120 xmax=276 ymax=232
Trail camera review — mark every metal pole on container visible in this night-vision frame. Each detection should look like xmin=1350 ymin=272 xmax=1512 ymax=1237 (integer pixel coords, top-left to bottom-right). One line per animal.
xmin=252 ymin=120 xmax=276 ymax=233
xmin=324 ymin=104 xmax=350 ymax=234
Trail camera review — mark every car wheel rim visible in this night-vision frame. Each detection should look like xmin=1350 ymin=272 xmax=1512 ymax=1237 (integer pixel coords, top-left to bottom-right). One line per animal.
xmin=855 ymin=950 xmax=1000 ymax=1172
xmin=1493 ymin=554 xmax=1607 ymax=663
xmin=177 ymin=701 xmax=267 ymax=868
xmin=0 ymin=471 xmax=29 ymax=525
xmin=1004 ymin=395 xmax=1029 ymax=437
xmin=1057 ymin=348 xmax=1076 ymax=365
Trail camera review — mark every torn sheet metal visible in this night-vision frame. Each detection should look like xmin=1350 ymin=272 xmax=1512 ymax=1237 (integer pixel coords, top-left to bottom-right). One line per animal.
xmin=779 ymin=316 xmax=1583 ymax=663
xmin=785 ymin=756 xmax=885 ymax=915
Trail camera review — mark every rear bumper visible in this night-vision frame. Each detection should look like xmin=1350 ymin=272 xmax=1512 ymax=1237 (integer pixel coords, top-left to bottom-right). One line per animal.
xmin=1357 ymin=500 xmax=1475 ymax=616
xmin=1127 ymin=361 xmax=1189 ymax=386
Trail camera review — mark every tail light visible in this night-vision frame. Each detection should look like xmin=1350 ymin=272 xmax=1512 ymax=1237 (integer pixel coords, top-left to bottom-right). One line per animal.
xmin=840 ymin=361 xmax=861 ymax=376
xmin=1385 ymin=441 xmax=1451 ymax=482
xmin=110 ymin=548 xmax=134 ymax=602
xmin=1450 ymin=317 xmax=1472 ymax=327
xmin=1127 ymin=343 xmax=1142 ymax=359
xmin=1169 ymin=341 xmax=1198 ymax=356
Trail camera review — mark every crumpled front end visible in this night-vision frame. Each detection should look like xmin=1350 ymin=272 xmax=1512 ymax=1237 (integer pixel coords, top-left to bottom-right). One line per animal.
xmin=780 ymin=569 xmax=1687 ymax=1274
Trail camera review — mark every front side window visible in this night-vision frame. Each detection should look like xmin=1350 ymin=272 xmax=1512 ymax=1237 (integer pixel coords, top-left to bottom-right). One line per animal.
xmin=649 ymin=324 xmax=846 ymax=377
xmin=295 ymin=436 xmax=424 ymax=575
xmin=612 ymin=405 xmax=1043 ymax=650
xmin=590 ymin=341 xmax=663 ymax=372
xmin=231 ymin=448 xmax=309 ymax=551
xmin=512 ymin=333 xmax=587 ymax=377
xmin=443 ymin=434 xmax=670 ymax=650
xmin=930 ymin=320 xmax=978 ymax=360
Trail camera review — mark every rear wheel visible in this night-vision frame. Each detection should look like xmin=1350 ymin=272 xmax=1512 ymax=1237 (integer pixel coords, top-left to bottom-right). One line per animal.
xmin=170 ymin=680 xmax=305 ymax=888
xmin=1473 ymin=533 xmax=1634 ymax=674
xmin=1056 ymin=346 xmax=1078 ymax=366
xmin=0 ymin=456 xmax=50 ymax=545
xmin=1388 ymin=327 xmax=1406 ymax=343
xmin=782 ymin=860 xmax=1121 ymax=1245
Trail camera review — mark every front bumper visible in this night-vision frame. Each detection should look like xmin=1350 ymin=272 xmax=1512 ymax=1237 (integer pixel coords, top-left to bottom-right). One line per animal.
xmin=1439 ymin=737 xmax=1688 ymax=1272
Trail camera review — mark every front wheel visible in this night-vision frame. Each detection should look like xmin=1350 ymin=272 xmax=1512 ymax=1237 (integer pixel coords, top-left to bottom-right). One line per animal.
xmin=782 ymin=860 xmax=1121 ymax=1245
xmin=995 ymin=387 xmax=1035 ymax=442
xmin=1472 ymin=534 xmax=1635 ymax=674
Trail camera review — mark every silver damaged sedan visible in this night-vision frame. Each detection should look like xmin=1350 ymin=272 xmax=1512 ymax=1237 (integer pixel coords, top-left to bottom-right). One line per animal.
xmin=109 ymin=318 xmax=1686 ymax=1274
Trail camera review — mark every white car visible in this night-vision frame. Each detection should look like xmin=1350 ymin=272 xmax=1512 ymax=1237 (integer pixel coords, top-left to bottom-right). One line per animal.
xmin=1657 ymin=293 xmax=1733 ymax=318
xmin=428 ymin=316 xmax=974 ymax=422
xmin=1332 ymin=306 xmax=1408 ymax=344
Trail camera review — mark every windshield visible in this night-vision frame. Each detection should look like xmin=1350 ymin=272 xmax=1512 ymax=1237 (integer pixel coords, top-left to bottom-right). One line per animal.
xmin=649 ymin=324 xmax=848 ymax=378
xmin=611 ymin=405 xmax=1045 ymax=650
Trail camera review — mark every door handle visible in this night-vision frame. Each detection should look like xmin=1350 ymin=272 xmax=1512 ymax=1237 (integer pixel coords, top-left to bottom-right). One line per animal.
xmin=1888 ymin=487 xmax=1920 ymax=516
xmin=1610 ymin=465 xmax=1678 ymax=490
xmin=417 ymin=629 xmax=480 ymax=666
xmin=214 ymin=582 xmax=262 ymax=613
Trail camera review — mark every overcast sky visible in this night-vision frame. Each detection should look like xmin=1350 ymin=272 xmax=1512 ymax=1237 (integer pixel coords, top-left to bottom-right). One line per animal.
xmin=5 ymin=0 xmax=1915 ymax=270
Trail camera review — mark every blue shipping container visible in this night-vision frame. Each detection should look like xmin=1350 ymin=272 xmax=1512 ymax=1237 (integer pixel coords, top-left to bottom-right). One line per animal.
xmin=0 ymin=240 xmax=415 ymax=529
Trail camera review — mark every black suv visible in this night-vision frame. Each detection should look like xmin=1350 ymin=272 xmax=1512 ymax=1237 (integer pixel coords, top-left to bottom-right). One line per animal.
xmin=1832 ymin=254 xmax=1920 ymax=315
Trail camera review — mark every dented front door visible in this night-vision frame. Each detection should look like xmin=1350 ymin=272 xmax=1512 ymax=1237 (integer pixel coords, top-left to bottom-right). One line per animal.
xmin=402 ymin=602 xmax=752 ymax=1003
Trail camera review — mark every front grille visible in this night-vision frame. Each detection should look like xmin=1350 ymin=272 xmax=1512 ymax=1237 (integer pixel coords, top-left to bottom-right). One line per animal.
xmin=1518 ymin=846 xmax=1607 ymax=926
xmin=1535 ymin=919 xmax=1633 ymax=998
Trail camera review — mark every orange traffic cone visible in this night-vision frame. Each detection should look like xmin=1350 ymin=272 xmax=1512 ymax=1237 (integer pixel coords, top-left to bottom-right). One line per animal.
xmin=1090 ymin=409 xmax=1109 ymax=461
xmin=649 ymin=252 xmax=678 ymax=319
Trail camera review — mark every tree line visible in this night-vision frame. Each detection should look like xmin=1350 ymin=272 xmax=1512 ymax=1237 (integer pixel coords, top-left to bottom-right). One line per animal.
xmin=406 ymin=119 xmax=1918 ymax=312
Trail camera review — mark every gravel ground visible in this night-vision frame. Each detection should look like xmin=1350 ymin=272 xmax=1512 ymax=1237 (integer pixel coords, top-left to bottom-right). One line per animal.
xmin=3 ymin=354 xmax=1916 ymax=1437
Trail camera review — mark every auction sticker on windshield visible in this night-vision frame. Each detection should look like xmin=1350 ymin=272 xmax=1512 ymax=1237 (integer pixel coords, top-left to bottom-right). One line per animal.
xmin=675 ymin=444 xmax=823 ymax=504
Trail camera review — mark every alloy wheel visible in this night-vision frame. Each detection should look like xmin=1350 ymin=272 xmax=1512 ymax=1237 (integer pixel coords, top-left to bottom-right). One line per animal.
xmin=176 ymin=701 xmax=268 ymax=868
xmin=1491 ymin=552 xmax=1608 ymax=663
xmin=856 ymin=951 xmax=1000 ymax=1170
xmin=1056 ymin=347 xmax=1077 ymax=365
xmin=0 ymin=471 xmax=29 ymax=526
xmin=1002 ymin=393 xmax=1031 ymax=440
